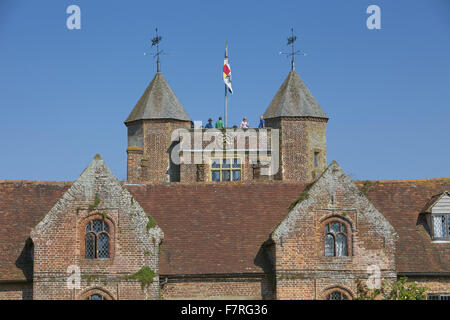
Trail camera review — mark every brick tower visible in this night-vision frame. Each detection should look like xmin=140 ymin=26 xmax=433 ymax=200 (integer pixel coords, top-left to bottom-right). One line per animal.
xmin=125 ymin=72 xmax=192 ymax=183
xmin=263 ymin=70 xmax=328 ymax=182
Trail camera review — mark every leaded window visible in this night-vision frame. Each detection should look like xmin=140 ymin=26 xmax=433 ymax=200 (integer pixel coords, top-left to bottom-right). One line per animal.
xmin=432 ymin=214 xmax=450 ymax=239
xmin=211 ymin=158 xmax=242 ymax=182
xmin=87 ymin=294 xmax=104 ymax=300
xmin=326 ymin=291 xmax=349 ymax=300
xmin=428 ymin=294 xmax=450 ymax=300
xmin=324 ymin=221 xmax=348 ymax=257
xmin=85 ymin=219 xmax=110 ymax=259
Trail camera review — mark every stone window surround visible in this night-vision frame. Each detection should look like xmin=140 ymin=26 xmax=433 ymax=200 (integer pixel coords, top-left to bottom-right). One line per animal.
xmin=322 ymin=286 xmax=353 ymax=300
xmin=320 ymin=215 xmax=353 ymax=257
xmin=79 ymin=212 xmax=116 ymax=263
xmin=78 ymin=287 xmax=115 ymax=300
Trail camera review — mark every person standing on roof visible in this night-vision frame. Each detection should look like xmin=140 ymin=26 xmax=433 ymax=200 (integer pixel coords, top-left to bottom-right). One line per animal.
xmin=215 ymin=117 xmax=224 ymax=129
xmin=258 ymin=115 xmax=265 ymax=128
xmin=240 ymin=117 xmax=249 ymax=129
xmin=205 ymin=118 xmax=213 ymax=129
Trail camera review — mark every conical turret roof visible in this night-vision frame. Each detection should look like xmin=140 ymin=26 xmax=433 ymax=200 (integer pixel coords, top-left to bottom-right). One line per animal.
xmin=125 ymin=73 xmax=191 ymax=124
xmin=263 ymin=70 xmax=328 ymax=119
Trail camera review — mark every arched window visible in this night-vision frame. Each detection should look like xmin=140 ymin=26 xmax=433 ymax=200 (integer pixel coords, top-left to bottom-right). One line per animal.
xmin=326 ymin=291 xmax=350 ymax=300
xmin=86 ymin=294 xmax=105 ymax=300
xmin=85 ymin=219 xmax=110 ymax=259
xmin=324 ymin=220 xmax=348 ymax=257
xmin=80 ymin=288 xmax=114 ymax=300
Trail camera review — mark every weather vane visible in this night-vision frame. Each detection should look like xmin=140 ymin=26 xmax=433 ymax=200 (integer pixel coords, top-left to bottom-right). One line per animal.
xmin=144 ymin=28 xmax=166 ymax=73
xmin=279 ymin=28 xmax=306 ymax=71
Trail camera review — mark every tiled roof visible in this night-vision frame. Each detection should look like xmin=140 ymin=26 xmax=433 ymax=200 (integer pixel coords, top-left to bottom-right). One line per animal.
xmin=0 ymin=178 xmax=449 ymax=281
xmin=263 ymin=70 xmax=328 ymax=119
xmin=356 ymin=179 xmax=450 ymax=274
xmin=125 ymin=73 xmax=191 ymax=123
xmin=126 ymin=182 xmax=306 ymax=275
xmin=0 ymin=181 xmax=71 ymax=281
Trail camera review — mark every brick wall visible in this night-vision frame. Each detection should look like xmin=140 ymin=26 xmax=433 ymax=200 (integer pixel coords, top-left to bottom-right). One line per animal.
xmin=160 ymin=276 xmax=274 ymax=300
xmin=30 ymin=156 xmax=163 ymax=300
xmin=0 ymin=283 xmax=33 ymax=300
xmin=179 ymin=128 xmax=276 ymax=182
xmin=272 ymin=161 xmax=397 ymax=299
xmin=406 ymin=276 xmax=450 ymax=295
xmin=266 ymin=117 xmax=327 ymax=182
xmin=126 ymin=119 xmax=192 ymax=183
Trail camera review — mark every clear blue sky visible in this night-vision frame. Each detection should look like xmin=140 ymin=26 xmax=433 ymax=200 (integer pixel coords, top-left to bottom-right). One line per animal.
xmin=0 ymin=0 xmax=449 ymax=181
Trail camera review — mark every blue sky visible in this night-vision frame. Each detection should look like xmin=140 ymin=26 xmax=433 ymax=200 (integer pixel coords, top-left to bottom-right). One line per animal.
xmin=0 ymin=0 xmax=449 ymax=181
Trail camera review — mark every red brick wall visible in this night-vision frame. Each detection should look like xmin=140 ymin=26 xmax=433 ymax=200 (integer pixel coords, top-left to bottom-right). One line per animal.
xmin=266 ymin=117 xmax=327 ymax=182
xmin=30 ymin=157 xmax=162 ymax=300
xmin=0 ymin=283 xmax=33 ymax=300
xmin=179 ymin=128 xmax=275 ymax=182
xmin=406 ymin=277 xmax=450 ymax=295
xmin=161 ymin=277 xmax=274 ymax=300
xmin=272 ymin=162 xmax=397 ymax=299
xmin=127 ymin=120 xmax=191 ymax=184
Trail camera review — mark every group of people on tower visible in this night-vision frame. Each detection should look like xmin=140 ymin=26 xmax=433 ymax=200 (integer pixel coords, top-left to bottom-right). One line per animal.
xmin=202 ymin=115 xmax=266 ymax=129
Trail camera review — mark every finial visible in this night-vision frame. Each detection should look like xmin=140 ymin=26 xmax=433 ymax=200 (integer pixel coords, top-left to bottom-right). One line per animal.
xmin=279 ymin=28 xmax=306 ymax=71
xmin=144 ymin=28 xmax=164 ymax=73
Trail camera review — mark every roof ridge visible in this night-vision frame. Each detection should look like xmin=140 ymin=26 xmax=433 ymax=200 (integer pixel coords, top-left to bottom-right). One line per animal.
xmin=354 ymin=178 xmax=450 ymax=184
xmin=0 ymin=180 xmax=72 ymax=185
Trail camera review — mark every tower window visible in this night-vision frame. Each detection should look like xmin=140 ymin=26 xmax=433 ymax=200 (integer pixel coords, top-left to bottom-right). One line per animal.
xmin=314 ymin=151 xmax=319 ymax=168
xmin=211 ymin=158 xmax=242 ymax=182
xmin=85 ymin=219 xmax=110 ymax=259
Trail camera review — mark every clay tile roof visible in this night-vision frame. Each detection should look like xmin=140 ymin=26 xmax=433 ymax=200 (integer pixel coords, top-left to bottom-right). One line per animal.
xmin=125 ymin=182 xmax=307 ymax=275
xmin=355 ymin=179 xmax=450 ymax=274
xmin=263 ymin=70 xmax=328 ymax=120
xmin=0 ymin=181 xmax=71 ymax=281
xmin=1 ymin=178 xmax=449 ymax=280
xmin=125 ymin=73 xmax=191 ymax=124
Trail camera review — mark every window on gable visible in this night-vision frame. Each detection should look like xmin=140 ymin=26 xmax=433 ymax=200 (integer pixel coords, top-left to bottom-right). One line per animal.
xmin=433 ymin=214 xmax=450 ymax=239
xmin=324 ymin=220 xmax=349 ymax=257
xmin=85 ymin=219 xmax=110 ymax=259
xmin=211 ymin=158 xmax=242 ymax=182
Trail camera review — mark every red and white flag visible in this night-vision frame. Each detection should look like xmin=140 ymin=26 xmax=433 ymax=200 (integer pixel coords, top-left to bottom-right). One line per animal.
xmin=223 ymin=44 xmax=233 ymax=94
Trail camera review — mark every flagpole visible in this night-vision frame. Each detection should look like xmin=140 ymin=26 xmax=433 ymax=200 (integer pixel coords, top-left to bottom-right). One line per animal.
xmin=224 ymin=40 xmax=228 ymax=129
xmin=224 ymin=84 xmax=227 ymax=129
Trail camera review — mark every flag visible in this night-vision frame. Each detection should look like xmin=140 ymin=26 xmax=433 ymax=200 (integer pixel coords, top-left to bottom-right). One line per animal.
xmin=223 ymin=44 xmax=233 ymax=94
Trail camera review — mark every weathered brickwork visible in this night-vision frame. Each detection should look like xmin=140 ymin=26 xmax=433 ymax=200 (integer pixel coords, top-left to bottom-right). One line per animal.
xmin=161 ymin=277 xmax=274 ymax=300
xmin=30 ymin=156 xmax=163 ymax=300
xmin=406 ymin=277 xmax=450 ymax=295
xmin=272 ymin=161 xmax=397 ymax=299
xmin=179 ymin=128 xmax=275 ymax=182
xmin=126 ymin=119 xmax=192 ymax=183
xmin=266 ymin=117 xmax=327 ymax=182
xmin=0 ymin=283 xmax=33 ymax=300
xmin=1 ymin=70 xmax=449 ymax=300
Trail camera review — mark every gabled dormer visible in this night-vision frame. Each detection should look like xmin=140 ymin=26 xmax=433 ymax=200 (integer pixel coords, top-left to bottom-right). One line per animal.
xmin=421 ymin=191 xmax=450 ymax=241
